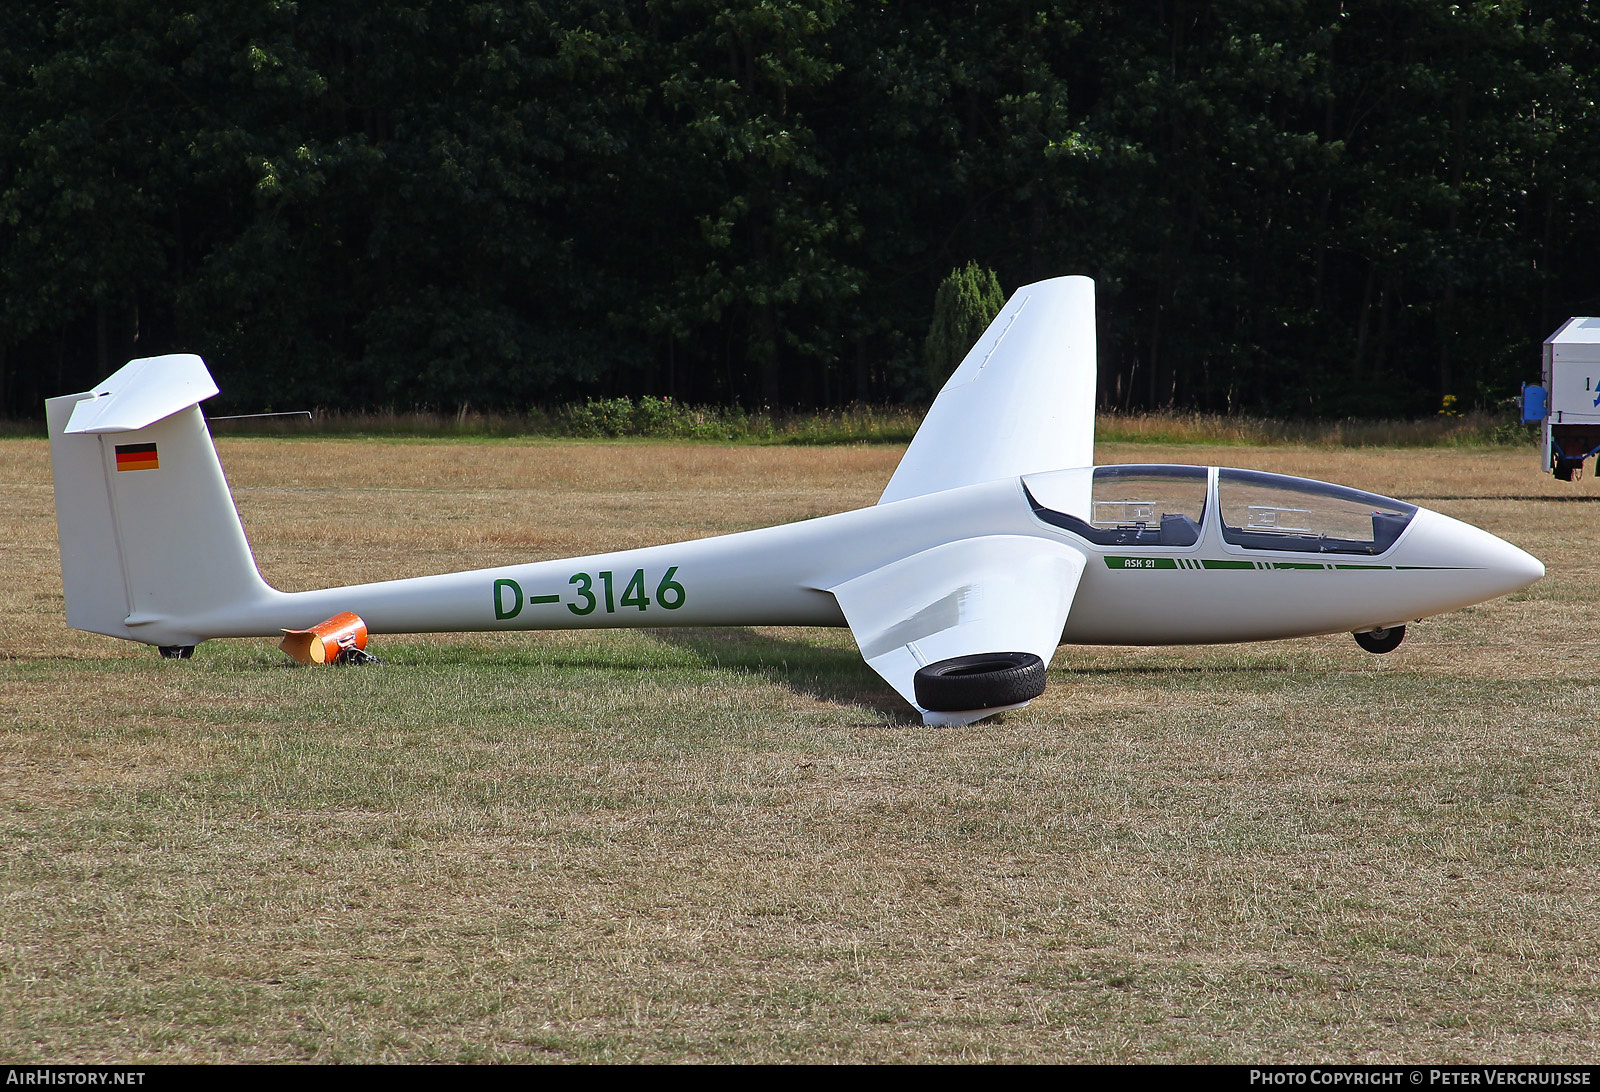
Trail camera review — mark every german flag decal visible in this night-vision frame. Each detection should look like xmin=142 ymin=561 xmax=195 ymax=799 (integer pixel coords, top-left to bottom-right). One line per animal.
xmin=114 ymin=442 xmax=159 ymax=472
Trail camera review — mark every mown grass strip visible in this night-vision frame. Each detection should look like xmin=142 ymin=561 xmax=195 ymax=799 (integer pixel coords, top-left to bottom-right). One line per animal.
xmin=6 ymin=399 xmax=1536 ymax=449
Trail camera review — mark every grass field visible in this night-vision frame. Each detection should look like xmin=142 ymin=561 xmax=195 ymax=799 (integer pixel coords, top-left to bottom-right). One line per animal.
xmin=2 ymin=436 xmax=1597 ymax=1063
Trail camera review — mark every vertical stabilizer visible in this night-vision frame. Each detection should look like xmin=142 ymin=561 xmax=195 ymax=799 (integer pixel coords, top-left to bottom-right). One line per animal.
xmin=47 ymin=356 xmax=273 ymax=646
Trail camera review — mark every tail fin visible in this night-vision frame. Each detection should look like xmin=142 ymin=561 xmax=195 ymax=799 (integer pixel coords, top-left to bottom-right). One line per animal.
xmin=46 ymin=355 xmax=273 ymax=647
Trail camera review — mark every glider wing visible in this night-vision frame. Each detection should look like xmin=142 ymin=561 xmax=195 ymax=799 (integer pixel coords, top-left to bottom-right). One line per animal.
xmin=829 ymin=535 xmax=1086 ymax=724
xmin=880 ymin=275 xmax=1097 ymax=505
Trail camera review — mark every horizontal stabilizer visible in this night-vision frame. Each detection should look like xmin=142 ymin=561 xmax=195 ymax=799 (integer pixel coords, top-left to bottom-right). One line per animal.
xmin=64 ymin=354 xmax=219 ymax=434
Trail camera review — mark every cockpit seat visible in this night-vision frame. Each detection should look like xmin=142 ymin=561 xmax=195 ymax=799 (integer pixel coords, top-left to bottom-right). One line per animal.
xmin=1371 ymin=512 xmax=1410 ymax=554
xmin=1158 ymin=513 xmax=1200 ymax=546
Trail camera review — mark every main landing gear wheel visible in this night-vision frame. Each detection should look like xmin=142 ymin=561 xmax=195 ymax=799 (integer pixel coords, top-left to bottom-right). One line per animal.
xmin=913 ymin=652 xmax=1047 ymax=712
xmin=1353 ymin=626 xmax=1405 ymax=654
xmin=157 ymin=645 xmax=195 ymax=659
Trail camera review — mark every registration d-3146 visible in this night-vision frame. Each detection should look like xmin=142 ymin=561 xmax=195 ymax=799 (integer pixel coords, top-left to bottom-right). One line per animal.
xmin=491 ymin=567 xmax=686 ymax=620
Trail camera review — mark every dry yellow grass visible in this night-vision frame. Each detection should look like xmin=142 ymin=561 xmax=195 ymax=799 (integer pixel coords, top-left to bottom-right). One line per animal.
xmin=2 ymin=436 xmax=1598 ymax=1063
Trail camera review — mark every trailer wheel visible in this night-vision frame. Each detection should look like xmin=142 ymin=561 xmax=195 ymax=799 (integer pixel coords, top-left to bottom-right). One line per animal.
xmin=1353 ymin=626 xmax=1405 ymax=654
xmin=913 ymin=652 xmax=1047 ymax=712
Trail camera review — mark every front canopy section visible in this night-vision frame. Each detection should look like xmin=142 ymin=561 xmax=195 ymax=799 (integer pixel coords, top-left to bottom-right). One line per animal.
xmin=1216 ymin=469 xmax=1416 ymax=555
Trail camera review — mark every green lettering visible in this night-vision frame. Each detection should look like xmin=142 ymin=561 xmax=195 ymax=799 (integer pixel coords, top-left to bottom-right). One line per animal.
xmin=493 ymin=578 xmax=522 ymax=620
xmin=621 ymin=568 xmax=650 ymax=610
xmin=567 ymin=572 xmax=596 ymax=615
xmin=656 ymin=566 xmax=686 ymax=610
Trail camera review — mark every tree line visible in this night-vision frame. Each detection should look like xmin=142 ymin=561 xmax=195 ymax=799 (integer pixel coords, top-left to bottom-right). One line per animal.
xmin=3 ymin=0 xmax=1597 ymax=419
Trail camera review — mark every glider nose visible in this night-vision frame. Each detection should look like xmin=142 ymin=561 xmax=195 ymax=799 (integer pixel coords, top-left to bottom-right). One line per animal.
xmin=1495 ymin=533 xmax=1545 ymax=592
xmin=1404 ymin=507 xmax=1544 ymax=601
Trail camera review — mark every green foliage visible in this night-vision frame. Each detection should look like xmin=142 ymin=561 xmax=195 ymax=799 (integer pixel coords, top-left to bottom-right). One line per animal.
xmin=561 ymin=396 xmax=751 ymax=440
xmin=555 ymin=395 xmax=921 ymax=443
xmin=1 ymin=1 xmax=1597 ymax=419
xmin=924 ymin=263 xmax=1005 ymax=393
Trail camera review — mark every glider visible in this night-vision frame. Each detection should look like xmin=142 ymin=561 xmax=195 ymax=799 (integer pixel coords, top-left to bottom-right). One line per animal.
xmin=45 ymin=276 xmax=1544 ymax=724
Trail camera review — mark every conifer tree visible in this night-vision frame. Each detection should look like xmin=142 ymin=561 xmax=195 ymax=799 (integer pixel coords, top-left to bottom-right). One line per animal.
xmin=924 ymin=263 xmax=1005 ymax=393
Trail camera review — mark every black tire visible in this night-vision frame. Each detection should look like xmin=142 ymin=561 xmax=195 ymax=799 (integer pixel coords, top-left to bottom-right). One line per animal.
xmin=913 ymin=652 xmax=1047 ymax=712
xmin=157 ymin=645 xmax=195 ymax=660
xmin=1353 ymin=625 xmax=1405 ymax=654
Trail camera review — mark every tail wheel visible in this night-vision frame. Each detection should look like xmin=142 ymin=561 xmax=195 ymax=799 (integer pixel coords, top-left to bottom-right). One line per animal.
xmin=1353 ymin=626 xmax=1405 ymax=654
xmin=913 ymin=652 xmax=1047 ymax=712
xmin=157 ymin=645 xmax=194 ymax=659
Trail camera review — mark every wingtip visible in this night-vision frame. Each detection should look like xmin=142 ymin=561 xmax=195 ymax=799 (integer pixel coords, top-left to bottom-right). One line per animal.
xmin=920 ymin=699 xmax=1034 ymax=727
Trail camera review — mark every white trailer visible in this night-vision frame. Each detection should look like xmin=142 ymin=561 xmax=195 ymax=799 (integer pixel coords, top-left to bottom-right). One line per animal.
xmin=1528 ymin=317 xmax=1600 ymax=480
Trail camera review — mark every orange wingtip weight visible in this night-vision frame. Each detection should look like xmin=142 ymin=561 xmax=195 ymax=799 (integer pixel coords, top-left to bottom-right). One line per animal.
xmin=279 ymin=611 xmax=369 ymax=665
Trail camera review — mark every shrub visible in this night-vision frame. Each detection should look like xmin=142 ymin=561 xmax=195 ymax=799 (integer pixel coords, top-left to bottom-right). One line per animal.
xmin=924 ymin=262 xmax=1005 ymax=393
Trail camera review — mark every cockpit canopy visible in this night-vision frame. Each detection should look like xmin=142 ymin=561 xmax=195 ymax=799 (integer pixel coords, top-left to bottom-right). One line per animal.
xmin=1215 ymin=468 xmax=1416 ymax=554
xmin=1025 ymin=465 xmax=1417 ymax=555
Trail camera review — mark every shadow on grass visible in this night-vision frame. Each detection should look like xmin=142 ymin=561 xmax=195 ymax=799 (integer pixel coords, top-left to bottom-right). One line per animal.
xmin=645 ymin=629 xmax=1311 ymax=717
xmin=649 ymin=631 xmax=1302 ymax=717
xmin=51 ymin=629 xmax=1309 ymax=721
xmin=1408 ymin=494 xmax=1600 ymax=503
xmin=273 ymin=626 xmax=918 ymax=723
xmin=649 ymin=627 xmax=916 ymax=723
xmin=1064 ymin=660 xmax=1298 ymax=676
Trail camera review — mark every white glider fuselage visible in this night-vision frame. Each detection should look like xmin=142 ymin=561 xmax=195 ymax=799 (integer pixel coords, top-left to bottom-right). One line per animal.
xmin=45 ymin=276 xmax=1544 ymax=724
xmin=171 ymin=466 xmax=1538 ymax=650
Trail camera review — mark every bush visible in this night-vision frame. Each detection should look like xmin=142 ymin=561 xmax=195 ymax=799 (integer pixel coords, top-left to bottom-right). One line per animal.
xmin=561 ymin=396 xmax=755 ymax=440
xmin=924 ymin=262 xmax=1006 ymax=393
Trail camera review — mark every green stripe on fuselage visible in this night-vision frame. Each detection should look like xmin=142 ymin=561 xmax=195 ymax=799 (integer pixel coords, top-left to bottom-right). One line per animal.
xmin=1099 ymin=557 xmax=1409 ymax=572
